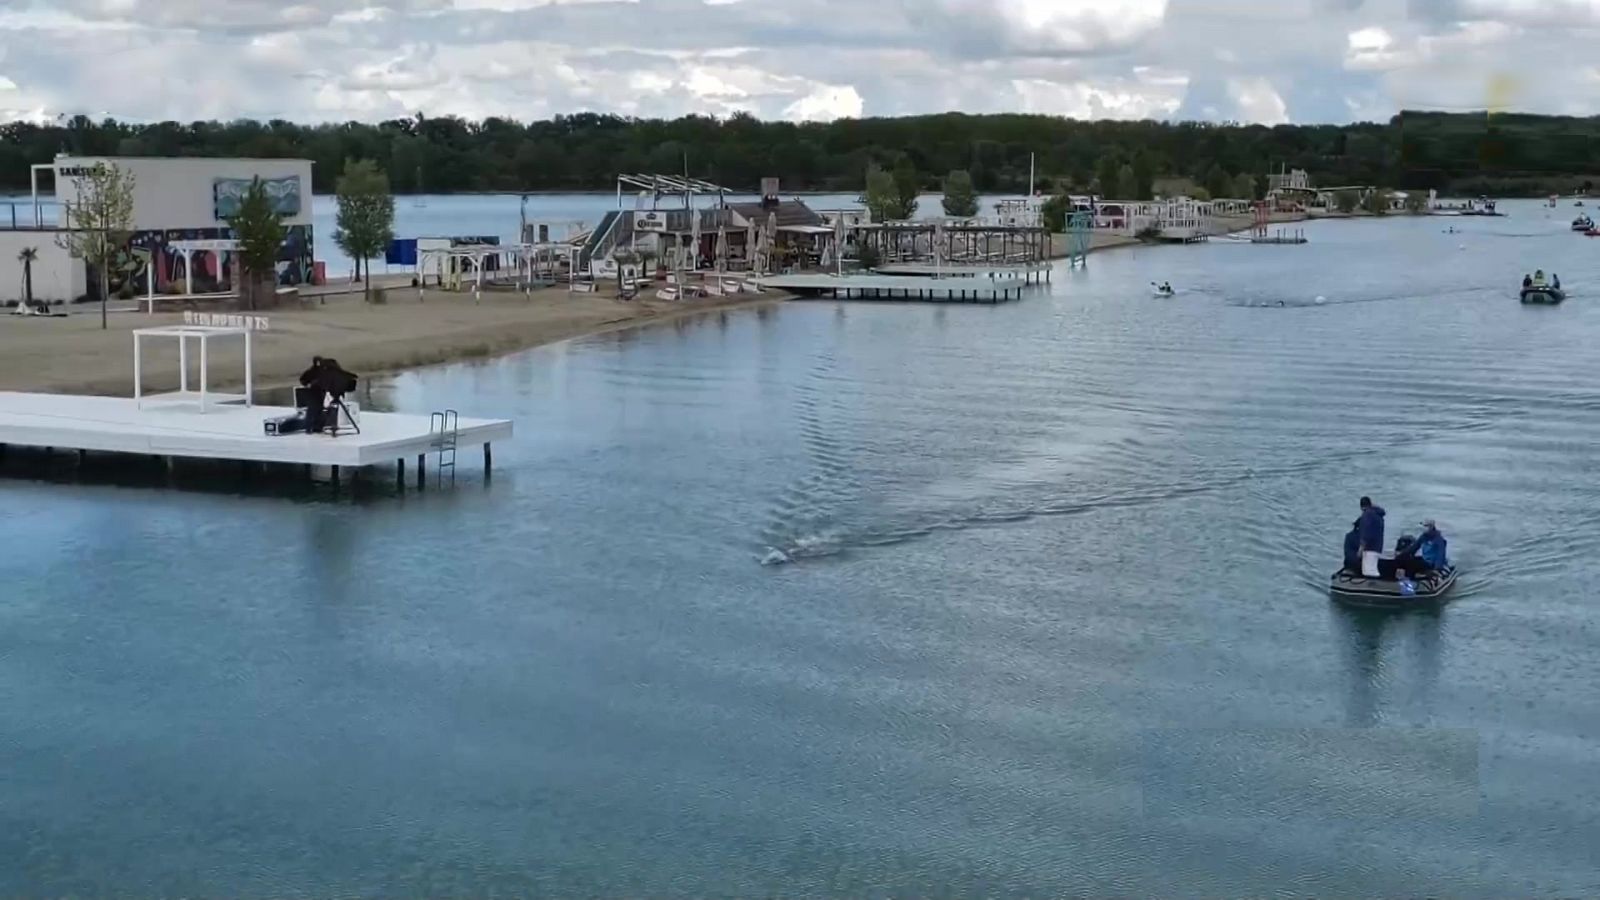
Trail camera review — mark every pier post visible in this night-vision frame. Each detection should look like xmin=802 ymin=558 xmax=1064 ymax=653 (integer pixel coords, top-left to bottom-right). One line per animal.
xmin=331 ymin=465 xmax=340 ymax=486
xmin=417 ymin=453 xmax=426 ymax=489
xmin=484 ymin=442 xmax=492 ymax=472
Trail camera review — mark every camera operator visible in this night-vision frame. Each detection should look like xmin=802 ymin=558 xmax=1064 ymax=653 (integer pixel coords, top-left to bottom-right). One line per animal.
xmin=297 ymin=357 xmax=359 ymax=434
xmin=298 ymin=356 xmax=329 ymax=433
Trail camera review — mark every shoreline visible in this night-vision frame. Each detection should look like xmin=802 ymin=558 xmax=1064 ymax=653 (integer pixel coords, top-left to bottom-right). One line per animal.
xmin=0 ymin=209 xmax=1394 ymax=401
xmin=0 ymin=287 xmax=783 ymax=400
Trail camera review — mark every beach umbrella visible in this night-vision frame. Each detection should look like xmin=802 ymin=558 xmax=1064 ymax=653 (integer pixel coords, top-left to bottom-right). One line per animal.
xmin=690 ymin=205 xmax=702 ymax=272
xmin=766 ymin=211 xmax=778 ymax=273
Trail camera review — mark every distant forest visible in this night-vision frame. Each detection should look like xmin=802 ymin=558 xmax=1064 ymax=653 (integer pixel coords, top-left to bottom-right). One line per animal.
xmin=2 ymin=110 xmax=1597 ymax=197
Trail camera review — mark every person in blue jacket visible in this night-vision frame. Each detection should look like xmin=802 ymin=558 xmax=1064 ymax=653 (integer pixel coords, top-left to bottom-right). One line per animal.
xmin=1356 ymin=496 xmax=1385 ymax=575
xmin=1401 ymin=515 xmax=1452 ymax=570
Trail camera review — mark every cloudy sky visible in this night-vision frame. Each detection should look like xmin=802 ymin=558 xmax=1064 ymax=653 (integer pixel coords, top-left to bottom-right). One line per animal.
xmin=2 ymin=0 xmax=1599 ymax=126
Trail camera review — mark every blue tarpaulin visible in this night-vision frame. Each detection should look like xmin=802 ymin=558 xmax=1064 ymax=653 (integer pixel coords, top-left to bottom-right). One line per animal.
xmin=385 ymin=239 xmax=418 ymax=266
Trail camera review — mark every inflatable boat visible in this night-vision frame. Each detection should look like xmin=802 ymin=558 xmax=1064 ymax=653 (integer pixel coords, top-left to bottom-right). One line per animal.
xmin=1330 ymin=565 xmax=1458 ymax=609
xmin=1572 ymin=215 xmax=1594 ymax=231
xmin=1521 ymin=286 xmax=1565 ymax=304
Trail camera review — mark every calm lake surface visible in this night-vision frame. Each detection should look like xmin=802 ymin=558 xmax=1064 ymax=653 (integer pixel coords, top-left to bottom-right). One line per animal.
xmin=4 ymin=201 xmax=1600 ymax=896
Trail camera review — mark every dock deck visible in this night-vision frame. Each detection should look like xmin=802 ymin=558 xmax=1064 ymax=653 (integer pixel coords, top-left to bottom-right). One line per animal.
xmin=0 ymin=392 xmax=511 ymax=472
xmin=875 ymin=262 xmax=1052 ymax=283
xmin=757 ymin=273 xmax=1031 ymax=303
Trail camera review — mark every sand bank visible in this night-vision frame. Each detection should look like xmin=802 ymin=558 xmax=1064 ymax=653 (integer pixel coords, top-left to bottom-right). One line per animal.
xmin=0 ymin=287 xmax=779 ymax=398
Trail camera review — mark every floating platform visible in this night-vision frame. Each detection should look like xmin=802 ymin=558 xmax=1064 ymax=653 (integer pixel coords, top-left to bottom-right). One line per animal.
xmin=0 ymin=391 xmax=511 ymax=481
xmin=875 ymin=262 xmax=1051 ymax=284
xmin=757 ymin=273 xmax=1030 ymax=303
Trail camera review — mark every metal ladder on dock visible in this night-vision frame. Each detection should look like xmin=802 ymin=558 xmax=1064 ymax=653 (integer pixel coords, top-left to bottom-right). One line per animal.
xmin=429 ymin=410 xmax=459 ymax=484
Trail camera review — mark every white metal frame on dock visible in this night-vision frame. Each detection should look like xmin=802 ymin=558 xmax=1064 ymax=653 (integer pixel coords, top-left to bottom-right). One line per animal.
xmin=133 ymin=325 xmax=252 ymax=412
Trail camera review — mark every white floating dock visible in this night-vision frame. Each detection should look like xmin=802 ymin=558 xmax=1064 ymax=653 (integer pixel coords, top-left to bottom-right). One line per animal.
xmin=757 ymin=273 xmax=1031 ymax=303
xmin=875 ymin=262 xmax=1052 ymax=283
xmin=0 ymin=391 xmax=510 ymax=478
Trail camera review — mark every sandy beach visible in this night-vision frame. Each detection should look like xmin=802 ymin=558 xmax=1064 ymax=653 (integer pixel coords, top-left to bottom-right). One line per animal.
xmin=0 ymin=286 xmax=780 ymax=397
xmin=0 ymin=211 xmax=1316 ymax=399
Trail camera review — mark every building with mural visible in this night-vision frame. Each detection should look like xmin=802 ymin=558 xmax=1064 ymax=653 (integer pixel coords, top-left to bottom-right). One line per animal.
xmin=2 ymin=155 xmax=315 ymax=304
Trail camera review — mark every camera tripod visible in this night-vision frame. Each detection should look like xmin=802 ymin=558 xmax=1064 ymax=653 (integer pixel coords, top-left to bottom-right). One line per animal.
xmin=326 ymin=396 xmax=361 ymax=437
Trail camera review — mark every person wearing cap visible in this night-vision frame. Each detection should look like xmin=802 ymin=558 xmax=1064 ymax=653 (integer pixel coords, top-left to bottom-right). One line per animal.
xmin=1412 ymin=519 xmax=1448 ymax=570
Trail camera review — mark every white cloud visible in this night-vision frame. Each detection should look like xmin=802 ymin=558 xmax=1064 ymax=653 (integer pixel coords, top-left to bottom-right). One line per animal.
xmin=0 ymin=0 xmax=1598 ymax=126
xmin=783 ymin=85 xmax=863 ymax=121
xmin=1228 ymin=77 xmax=1289 ymax=125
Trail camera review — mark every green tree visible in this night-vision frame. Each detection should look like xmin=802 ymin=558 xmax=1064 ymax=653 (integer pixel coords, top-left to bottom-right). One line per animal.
xmin=227 ymin=176 xmax=287 ymax=310
xmin=17 ymin=246 xmax=37 ymax=311
xmin=1334 ymin=190 xmax=1360 ymax=214
xmin=1130 ymin=153 xmax=1155 ymax=201
xmin=891 ymin=157 xmax=920 ymax=220
xmin=942 ymin=169 xmax=979 ymax=218
xmin=1204 ymin=164 xmax=1232 ymax=201
xmin=1232 ymin=173 xmax=1257 ymax=200
xmin=864 ymin=164 xmax=900 ymax=222
xmin=1041 ymin=194 xmax=1071 ymax=233
xmin=1363 ymin=189 xmax=1391 ymax=216
xmin=333 ymin=158 xmax=396 ymax=303
xmin=1404 ymin=192 xmax=1428 ymax=214
xmin=1095 ymin=156 xmax=1122 ymax=198
xmin=1118 ymin=164 xmax=1136 ymax=202
xmin=55 ymin=162 xmax=135 ymax=329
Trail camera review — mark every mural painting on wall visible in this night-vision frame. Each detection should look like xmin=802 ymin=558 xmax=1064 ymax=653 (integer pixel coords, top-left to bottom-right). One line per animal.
xmin=213 ymin=176 xmax=303 ymax=219
xmin=116 ymin=225 xmax=315 ymax=297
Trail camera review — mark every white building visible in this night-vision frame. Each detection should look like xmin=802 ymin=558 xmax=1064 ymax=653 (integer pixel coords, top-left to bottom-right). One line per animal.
xmin=31 ymin=156 xmax=313 ymax=233
xmin=1 ymin=155 xmax=319 ymax=304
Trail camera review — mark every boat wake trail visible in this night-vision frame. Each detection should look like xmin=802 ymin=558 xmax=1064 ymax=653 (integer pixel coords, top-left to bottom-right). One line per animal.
xmin=757 ymin=351 xmax=864 ymax=564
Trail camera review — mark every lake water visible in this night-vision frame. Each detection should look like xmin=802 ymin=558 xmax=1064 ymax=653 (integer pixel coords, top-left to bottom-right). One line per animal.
xmin=4 ymin=201 xmax=1600 ymax=896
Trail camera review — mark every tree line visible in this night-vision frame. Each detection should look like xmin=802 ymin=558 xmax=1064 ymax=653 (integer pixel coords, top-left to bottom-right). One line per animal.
xmin=4 ymin=110 xmax=1598 ymax=198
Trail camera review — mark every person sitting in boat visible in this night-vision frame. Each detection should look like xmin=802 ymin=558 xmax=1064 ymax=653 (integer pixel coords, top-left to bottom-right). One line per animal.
xmin=1160 ymin=281 xmax=1172 ymax=294
xmin=1343 ymin=520 xmax=1362 ymax=573
xmin=1523 ymin=273 xmax=1533 ymax=289
xmin=1411 ymin=519 xmax=1448 ymax=569
xmin=1533 ymin=269 xmax=1547 ymax=286
xmin=1552 ymin=273 xmax=1562 ymax=289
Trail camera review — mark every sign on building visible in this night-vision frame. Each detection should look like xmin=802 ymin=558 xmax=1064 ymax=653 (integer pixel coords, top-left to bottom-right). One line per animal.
xmin=213 ymin=176 xmax=303 ymax=219
xmin=634 ymin=211 xmax=668 ymax=232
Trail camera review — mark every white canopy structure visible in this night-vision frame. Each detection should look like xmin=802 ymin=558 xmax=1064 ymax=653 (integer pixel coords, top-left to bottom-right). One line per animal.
xmin=148 ymin=239 xmax=240 ymax=314
xmin=132 ymin=324 xmax=253 ymax=412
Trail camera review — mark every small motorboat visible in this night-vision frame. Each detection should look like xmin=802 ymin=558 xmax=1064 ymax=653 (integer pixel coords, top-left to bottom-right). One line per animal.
xmin=1330 ymin=565 xmax=1458 ymax=609
xmin=1573 ymin=215 xmax=1594 ymax=231
xmin=1150 ymin=282 xmax=1175 ymax=298
xmin=1521 ymin=285 xmax=1566 ymax=304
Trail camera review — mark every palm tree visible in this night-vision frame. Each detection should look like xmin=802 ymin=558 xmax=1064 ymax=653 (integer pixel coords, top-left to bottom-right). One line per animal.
xmin=17 ymin=247 xmax=37 ymax=311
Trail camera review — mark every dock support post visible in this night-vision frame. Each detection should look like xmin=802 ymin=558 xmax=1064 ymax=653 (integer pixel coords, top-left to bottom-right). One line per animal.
xmin=417 ymin=454 xmax=426 ymax=489
xmin=484 ymin=442 xmax=492 ymax=472
xmin=331 ymin=465 xmax=340 ymax=486
xmin=397 ymin=457 xmax=406 ymax=490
